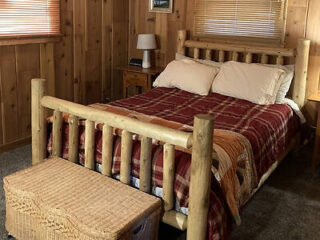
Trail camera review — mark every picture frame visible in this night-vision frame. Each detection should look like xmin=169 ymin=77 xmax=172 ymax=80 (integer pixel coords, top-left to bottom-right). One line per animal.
xmin=149 ymin=0 xmax=173 ymax=13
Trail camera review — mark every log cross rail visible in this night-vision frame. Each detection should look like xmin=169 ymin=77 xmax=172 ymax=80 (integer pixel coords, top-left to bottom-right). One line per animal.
xmin=31 ymin=78 xmax=215 ymax=240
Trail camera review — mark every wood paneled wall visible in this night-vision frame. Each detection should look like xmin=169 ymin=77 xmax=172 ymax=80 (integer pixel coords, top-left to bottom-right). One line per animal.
xmin=0 ymin=0 xmax=129 ymax=151
xmin=0 ymin=44 xmax=42 ymax=151
xmin=128 ymin=0 xmax=320 ymax=123
xmin=56 ymin=0 xmax=128 ymax=104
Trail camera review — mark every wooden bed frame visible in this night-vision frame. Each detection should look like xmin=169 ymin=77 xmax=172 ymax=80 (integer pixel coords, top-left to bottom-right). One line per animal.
xmin=31 ymin=30 xmax=310 ymax=240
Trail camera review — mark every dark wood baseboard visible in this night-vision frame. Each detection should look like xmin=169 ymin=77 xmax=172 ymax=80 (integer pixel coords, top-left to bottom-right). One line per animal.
xmin=0 ymin=137 xmax=31 ymax=154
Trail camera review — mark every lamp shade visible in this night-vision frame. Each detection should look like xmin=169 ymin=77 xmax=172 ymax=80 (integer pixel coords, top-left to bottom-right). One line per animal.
xmin=137 ymin=34 xmax=157 ymax=50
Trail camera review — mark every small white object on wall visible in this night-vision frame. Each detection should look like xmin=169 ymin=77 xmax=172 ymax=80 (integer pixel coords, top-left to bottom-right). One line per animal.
xmin=137 ymin=34 xmax=157 ymax=69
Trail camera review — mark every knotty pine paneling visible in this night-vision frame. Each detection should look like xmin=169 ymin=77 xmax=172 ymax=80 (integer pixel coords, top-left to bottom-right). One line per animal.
xmin=102 ymin=0 xmax=113 ymax=101
xmin=0 ymin=44 xmax=42 ymax=150
xmin=0 ymin=46 xmax=19 ymax=144
xmin=112 ymin=0 xmax=129 ymax=100
xmin=55 ymin=0 xmax=74 ymax=102
xmin=16 ymin=44 xmax=40 ymax=139
xmin=85 ymin=0 xmax=102 ymax=105
xmin=70 ymin=0 xmax=128 ymax=104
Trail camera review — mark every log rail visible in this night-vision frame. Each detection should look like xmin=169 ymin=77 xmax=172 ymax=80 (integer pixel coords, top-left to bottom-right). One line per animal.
xmin=31 ymin=78 xmax=214 ymax=240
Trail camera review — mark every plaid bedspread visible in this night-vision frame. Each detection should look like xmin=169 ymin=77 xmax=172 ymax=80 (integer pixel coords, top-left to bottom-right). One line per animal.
xmin=47 ymin=87 xmax=300 ymax=240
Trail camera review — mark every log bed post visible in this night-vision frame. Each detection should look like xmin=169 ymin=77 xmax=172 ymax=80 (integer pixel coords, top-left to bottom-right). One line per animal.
xmin=31 ymin=79 xmax=47 ymax=165
xmin=177 ymin=30 xmax=187 ymax=55
xmin=187 ymin=114 xmax=214 ymax=240
xmin=293 ymin=39 xmax=310 ymax=108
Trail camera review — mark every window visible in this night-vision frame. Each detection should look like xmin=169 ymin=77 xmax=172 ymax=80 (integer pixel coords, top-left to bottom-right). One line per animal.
xmin=0 ymin=0 xmax=60 ymax=38
xmin=194 ymin=0 xmax=287 ymax=45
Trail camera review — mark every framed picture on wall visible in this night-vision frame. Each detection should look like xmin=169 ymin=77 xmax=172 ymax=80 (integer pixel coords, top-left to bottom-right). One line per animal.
xmin=149 ymin=0 xmax=173 ymax=13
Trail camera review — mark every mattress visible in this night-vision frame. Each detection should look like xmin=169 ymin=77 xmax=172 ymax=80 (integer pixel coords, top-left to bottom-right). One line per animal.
xmin=47 ymin=87 xmax=300 ymax=240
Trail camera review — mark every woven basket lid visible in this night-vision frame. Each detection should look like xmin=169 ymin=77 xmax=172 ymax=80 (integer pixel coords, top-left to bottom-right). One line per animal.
xmin=4 ymin=158 xmax=162 ymax=239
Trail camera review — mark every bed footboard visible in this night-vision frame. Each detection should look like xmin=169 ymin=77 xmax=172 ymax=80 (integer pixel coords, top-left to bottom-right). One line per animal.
xmin=31 ymin=78 xmax=214 ymax=240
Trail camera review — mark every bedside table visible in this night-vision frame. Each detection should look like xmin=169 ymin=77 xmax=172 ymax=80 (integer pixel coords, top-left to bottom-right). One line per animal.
xmin=117 ymin=66 xmax=163 ymax=98
xmin=308 ymin=93 xmax=320 ymax=169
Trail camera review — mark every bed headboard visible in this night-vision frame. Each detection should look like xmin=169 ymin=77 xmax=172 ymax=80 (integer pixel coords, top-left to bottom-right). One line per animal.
xmin=176 ymin=30 xmax=310 ymax=108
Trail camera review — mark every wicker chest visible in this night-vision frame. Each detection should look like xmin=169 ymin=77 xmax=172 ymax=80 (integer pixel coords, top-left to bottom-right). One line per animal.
xmin=4 ymin=158 xmax=162 ymax=240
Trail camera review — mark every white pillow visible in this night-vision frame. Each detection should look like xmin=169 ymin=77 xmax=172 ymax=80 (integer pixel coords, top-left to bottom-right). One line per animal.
xmin=211 ymin=61 xmax=285 ymax=105
xmin=175 ymin=52 xmax=222 ymax=68
xmin=258 ymin=64 xmax=294 ymax=104
xmin=154 ymin=59 xmax=219 ymax=96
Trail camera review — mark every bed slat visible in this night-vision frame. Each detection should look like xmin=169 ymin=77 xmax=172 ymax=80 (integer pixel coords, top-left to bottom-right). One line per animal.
xmin=277 ymin=55 xmax=284 ymax=65
xmin=163 ymin=143 xmax=175 ymax=211
xmin=68 ymin=115 xmax=79 ymax=163
xmin=232 ymin=51 xmax=238 ymax=61
xmin=52 ymin=110 xmax=62 ymax=157
xmin=139 ymin=136 xmax=152 ymax=193
xmin=120 ymin=130 xmax=133 ymax=184
xmin=102 ymin=124 xmax=113 ymax=176
xmin=218 ymin=50 xmax=225 ymax=62
xmin=194 ymin=48 xmax=200 ymax=59
xmin=245 ymin=53 xmax=253 ymax=63
xmin=84 ymin=120 xmax=95 ymax=170
xmin=205 ymin=49 xmax=212 ymax=60
xmin=261 ymin=54 xmax=268 ymax=64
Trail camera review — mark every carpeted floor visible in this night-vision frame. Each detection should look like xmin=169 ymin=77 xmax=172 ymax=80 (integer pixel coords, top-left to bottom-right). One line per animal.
xmin=0 ymin=143 xmax=320 ymax=240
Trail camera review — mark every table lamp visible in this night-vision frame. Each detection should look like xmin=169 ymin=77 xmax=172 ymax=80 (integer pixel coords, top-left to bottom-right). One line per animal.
xmin=137 ymin=34 xmax=157 ymax=69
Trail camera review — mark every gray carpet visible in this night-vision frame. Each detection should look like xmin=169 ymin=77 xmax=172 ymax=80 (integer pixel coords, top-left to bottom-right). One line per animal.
xmin=0 ymin=143 xmax=320 ymax=240
xmin=0 ymin=145 xmax=32 ymax=240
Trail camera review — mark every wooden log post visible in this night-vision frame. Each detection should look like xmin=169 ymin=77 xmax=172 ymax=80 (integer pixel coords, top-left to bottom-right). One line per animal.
xmin=162 ymin=210 xmax=188 ymax=230
xmin=194 ymin=48 xmax=200 ymax=59
xmin=120 ymin=130 xmax=133 ymax=184
xmin=232 ymin=51 xmax=238 ymax=61
xmin=68 ymin=115 xmax=79 ymax=163
xmin=187 ymin=114 xmax=214 ymax=240
xmin=31 ymin=79 xmax=47 ymax=165
xmin=205 ymin=49 xmax=212 ymax=60
xmin=218 ymin=50 xmax=225 ymax=62
xmin=101 ymin=124 xmax=113 ymax=176
xmin=245 ymin=53 xmax=253 ymax=63
xmin=276 ymin=55 xmax=284 ymax=65
xmin=293 ymin=39 xmax=310 ymax=108
xmin=261 ymin=54 xmax=268 ymax=64
xmin=139 ymin=136 xmax=152 ymax=193
xmin=163 ymin=143 xmax=175 ymax=211
xmin=177 ymin=30 xmax=187 ymax=55
xmin=52 ymin=110 xmax=63 ymax=157
xmin=84 ymin=120 xmax=95 ymax=170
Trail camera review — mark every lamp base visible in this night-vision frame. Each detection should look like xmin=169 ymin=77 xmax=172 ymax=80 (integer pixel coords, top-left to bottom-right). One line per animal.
xmin=142 ymin=50 xmax=151 ymax=69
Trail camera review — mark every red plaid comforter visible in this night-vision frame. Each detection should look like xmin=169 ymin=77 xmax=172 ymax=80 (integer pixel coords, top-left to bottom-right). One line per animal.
xmin=47 ymin=87 xmax=300 ymax=240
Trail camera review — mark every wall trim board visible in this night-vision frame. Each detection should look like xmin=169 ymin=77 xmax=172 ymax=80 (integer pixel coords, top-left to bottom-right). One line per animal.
xmin=0 ymin=136 xmax=31 ymax=154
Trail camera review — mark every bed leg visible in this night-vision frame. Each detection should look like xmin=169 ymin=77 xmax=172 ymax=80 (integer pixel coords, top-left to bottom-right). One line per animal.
xmin=31 ymin=79 xmax=47 ymax=165
xmin=187 ymin=115 xmax=214 ymax=240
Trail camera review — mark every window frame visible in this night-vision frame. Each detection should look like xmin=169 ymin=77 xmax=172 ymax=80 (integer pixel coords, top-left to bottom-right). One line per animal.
xmin=0 ymin=35 xmax=61 ymax=46
xmin=193 ymin=0 xmax=289 ymax=46
xmin=0 ymin=0 xmax=62 ymax=45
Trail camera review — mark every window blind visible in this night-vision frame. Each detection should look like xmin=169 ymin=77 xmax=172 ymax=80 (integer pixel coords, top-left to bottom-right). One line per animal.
xmin=0 ymin=0 xmax=60 ymax=38
xmin=194 ymin=0 xmax=287 ymax=44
